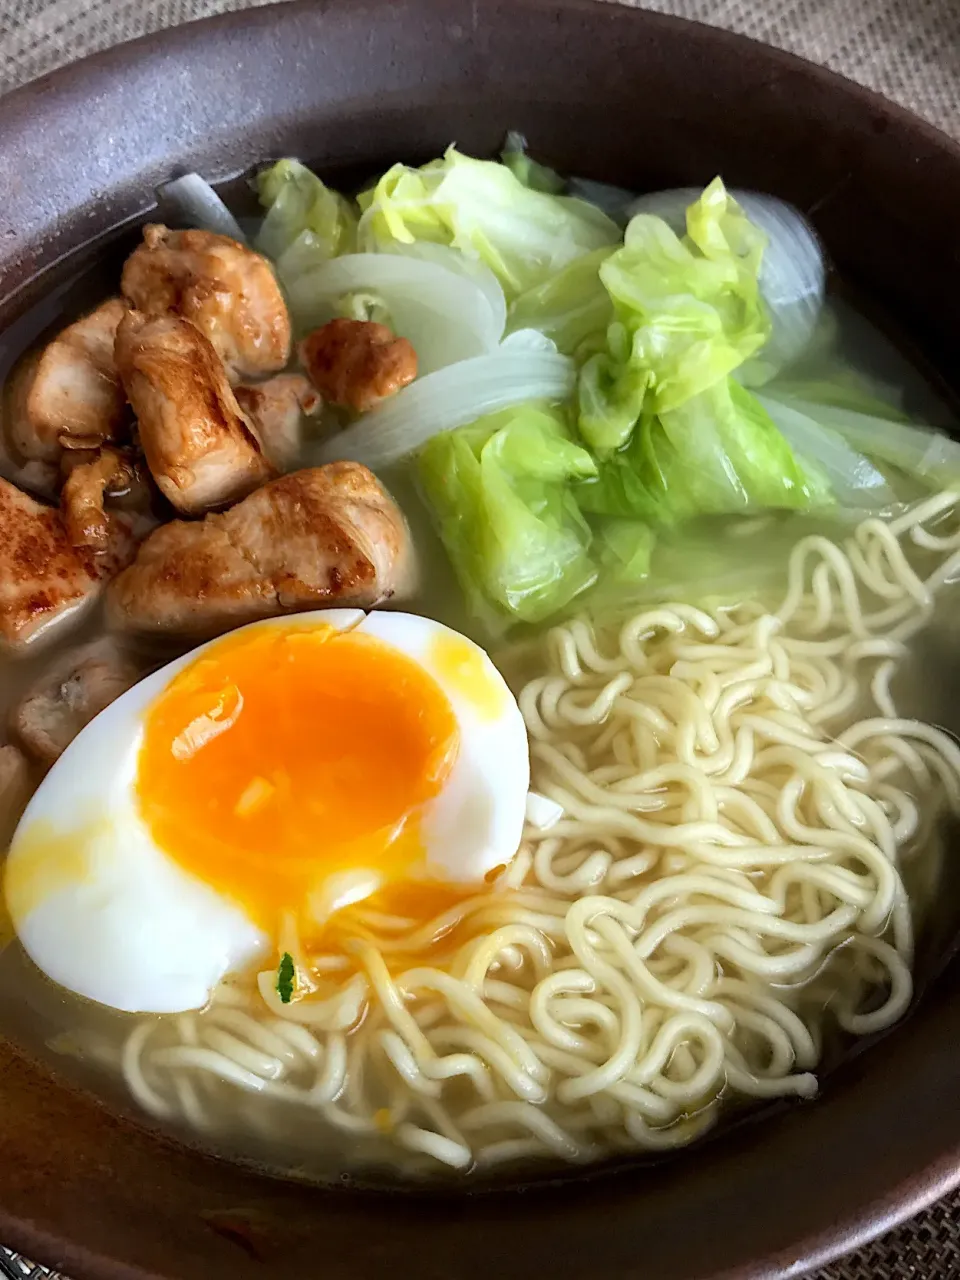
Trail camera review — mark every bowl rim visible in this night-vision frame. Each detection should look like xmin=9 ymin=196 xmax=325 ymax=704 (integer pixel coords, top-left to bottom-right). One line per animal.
xmin=3 ymin=2 xmax=960 ymax=1278
xmin=4 ymin=0 xmax=960 ymax=156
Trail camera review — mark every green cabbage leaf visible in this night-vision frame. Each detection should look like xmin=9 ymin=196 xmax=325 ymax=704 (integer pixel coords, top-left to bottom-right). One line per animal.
xmin=576 ymin=178 xmax=771 ymax=450
xmin=255 ymin=159 xmax=357 ymax=282
xmin=418 ymin=404 xmax=599 ymax=625
xmin=357 ymin=146 xmax=620 ymax=300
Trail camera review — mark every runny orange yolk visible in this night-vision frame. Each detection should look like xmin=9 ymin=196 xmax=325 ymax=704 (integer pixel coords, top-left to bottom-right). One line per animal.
xmin=136 ymin=622 xmax=462 ymax=944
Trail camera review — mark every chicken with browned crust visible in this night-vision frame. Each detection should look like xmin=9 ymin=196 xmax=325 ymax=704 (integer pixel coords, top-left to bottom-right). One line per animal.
xmin=121 ymin=225 xmax=291 ymax=380
xmin=115 ymin=310 xmax=274 ymax=515
xmin=300 ymin=318 xmax=417 ymax=412
xmin=60 ymin=446 xmax=151 ymax=551
xmin=0 ymin=476 xmax=136 ymax=651
xmin=5 ymin=298 xmax=128 ymax=463
xmin=234 ymin=373 xmax=321 ymax=472
xmin=11 ymin=637 xmax=142 ymax=766
xmin=107 ymin=463 xmax=417 ymax=637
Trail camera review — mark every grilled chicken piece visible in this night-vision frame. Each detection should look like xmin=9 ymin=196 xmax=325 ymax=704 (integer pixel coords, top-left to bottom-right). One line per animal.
xmin=121 ymin=225 xmax=291 ymax=380
xmin=115 ymin=310 xmax=274 ymax=515
xmin=0 ymin=476 xmax=135 ymax=651
xmin=234 ymin=374 xmax=320 ymax=472
xmin=11 ymin=638 xmax=141 ymax=766
xmin=60 ymin=446 xmax=148 ymax=551
xmin=108 ymin=463 xmax=416 ymax=636
xmin=300 ymin=318 xmax=417 ymax=412
xmin=0 ymin=435 xmax=59 ymax=503
xmin=6 ymin=299 xmax=128 ymax=462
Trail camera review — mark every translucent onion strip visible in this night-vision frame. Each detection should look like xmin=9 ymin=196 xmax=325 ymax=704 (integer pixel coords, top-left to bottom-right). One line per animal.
xmin=286 ymin=253 xmax=505 ymax=372
xmin=757 ymin=393 xmax=899 ymax=511
xmin=316 ymin=349 xmax=575 ymax=469
xmin=766 ymin=394 xmax=960 ymax=489
xmin=374 ymin=242 xmax=508 ymax=340
xmin=157 ymin=174 xmax=247 ymax=243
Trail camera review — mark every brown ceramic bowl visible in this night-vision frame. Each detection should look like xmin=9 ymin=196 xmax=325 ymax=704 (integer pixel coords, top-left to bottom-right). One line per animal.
xmin=3 ymin=1 xmax=960 ymax=1276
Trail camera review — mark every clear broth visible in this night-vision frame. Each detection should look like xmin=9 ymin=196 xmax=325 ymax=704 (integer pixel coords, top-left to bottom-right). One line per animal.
xmin=0 ymin=205 xmax=959 ymax=1188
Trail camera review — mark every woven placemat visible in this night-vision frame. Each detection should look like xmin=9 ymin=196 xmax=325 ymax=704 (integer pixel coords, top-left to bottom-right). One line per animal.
xmin=2 ymin=1 xmax=960 ymax=1277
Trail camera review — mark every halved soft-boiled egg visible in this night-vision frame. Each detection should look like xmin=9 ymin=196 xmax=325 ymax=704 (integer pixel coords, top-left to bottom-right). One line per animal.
xmin=3 ymin=611 xmax=530 ymax=1014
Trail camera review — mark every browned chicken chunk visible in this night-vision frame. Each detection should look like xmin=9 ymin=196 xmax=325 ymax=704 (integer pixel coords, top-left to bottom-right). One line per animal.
xmin=115 ymin=310 xmax=274 ymax=515
xmin=121 ymin=225 xmax=291 ymax=380
xmin=60 ymin=446 xmax=147 ymax=551
xmin=6 ymin=299 xmax=128 ymax=462
xmin=11 ymin=637 xmax=142 ymax=766
xmin=0 ymin=430 xmax=59 ymax=502
xmin=0 ymin=476 xmax=135 ymax=651
xmin=234 ymin=374 xmax=320 ymax=472
xmin=107 ymin=463 xmax=416 ymax=637
xmin=300 ymin=318 xmax=417 ymax=412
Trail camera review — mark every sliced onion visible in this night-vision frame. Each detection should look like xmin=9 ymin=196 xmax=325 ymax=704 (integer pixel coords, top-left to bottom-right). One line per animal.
xmin=757 ymin=393 xmax=898 ymax=510
xmin=286 ymin=253 xmax=504 ymax=374
xmin=768 ymin=395 xmax=960 ymax=487
xmin=316 ymin=349 xmax=575 ymax=470
xmin=375 ymin=241 xmax=508 ymax=340
xmin=499 ymin=328 xmax=560 ymax=354
xmin=628 ymin=188 xmax=825 ymax=375
xmin=157 ymin=174 xmax=247 ymax=243
xmin=525 ymin=791 xmax=564 ymax=830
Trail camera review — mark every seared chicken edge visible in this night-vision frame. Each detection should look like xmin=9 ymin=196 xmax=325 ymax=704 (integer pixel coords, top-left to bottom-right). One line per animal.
xmin=121 ymin=225 xmax=292 ymax=381
xmin=0 ymin=476 xmax=136 ymax=652
xmin=235 ymin=374 xmax=321 ymax=473
xmin=115 ymin=310 xmax=275 ymax=515
xmin=300 ymin=318 xmax=417 ymax=412
xmin=108 ymin=463 xmax=417 ymax=636
xmin=6 ymin=298 xmax=128 ymax=463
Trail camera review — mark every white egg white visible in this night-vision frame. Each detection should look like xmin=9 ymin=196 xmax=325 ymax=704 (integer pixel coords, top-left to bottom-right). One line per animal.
xmin=4 ymin=610 xmax=530 ymax=1015
xmin=4 ymin=610 xmax=364 ymax=1014
xmin=355 ymin=612 xmax=529 ymax=883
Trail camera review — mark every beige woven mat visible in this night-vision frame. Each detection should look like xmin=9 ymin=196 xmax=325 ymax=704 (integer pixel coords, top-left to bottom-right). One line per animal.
xmin=3 ymin=2 xmax=960 ymax=1279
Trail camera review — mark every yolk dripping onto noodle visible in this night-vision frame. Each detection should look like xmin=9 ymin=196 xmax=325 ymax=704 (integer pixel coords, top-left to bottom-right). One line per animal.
xmin=136 ymin=622 xmax=462 ymax=943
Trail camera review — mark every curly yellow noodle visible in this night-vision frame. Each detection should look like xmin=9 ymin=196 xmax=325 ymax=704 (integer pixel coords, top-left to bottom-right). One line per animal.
xmin=119 ymin=495 xmax=960 ymax=1176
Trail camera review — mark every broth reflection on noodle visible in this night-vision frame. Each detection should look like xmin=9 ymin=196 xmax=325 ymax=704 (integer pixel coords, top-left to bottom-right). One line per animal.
xmin=1 ymin=147 xmax=960 ymax=1183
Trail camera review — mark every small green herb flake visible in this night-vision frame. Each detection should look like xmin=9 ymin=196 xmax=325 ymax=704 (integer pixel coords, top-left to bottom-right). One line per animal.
xmin=277 ymin=952 xmax=295 ymax=1004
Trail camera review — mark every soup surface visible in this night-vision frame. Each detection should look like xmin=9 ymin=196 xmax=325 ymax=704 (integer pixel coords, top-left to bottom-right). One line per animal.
xmin=2 ymin=147 xmax=960 ymax=1184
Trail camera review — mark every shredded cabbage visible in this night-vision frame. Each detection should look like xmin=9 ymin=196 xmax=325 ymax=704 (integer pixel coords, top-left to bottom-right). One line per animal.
xmin=576 ymin=179 xmax=771 ymax=453
xmin=356 ymin=146 xmax=620 ymax=300
xmin=500 ymin=132 xmax=565 ymax=194
xmin=241 ymin=147 xmax=960 ymax=636
xmin=255 ymin=159 xmax=357 ymax=278
xmin=506 ymin=248 xmax=615 ymax=357
xmin=577 ymin=378 xmax=828 ymax=523
xmin=418 ymin=405 xmax=598 ymax=625
xmin=594 ymin=519 xmax=656 ymax=587
xmin=628 ymin=187 xmax=825 ymax=383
